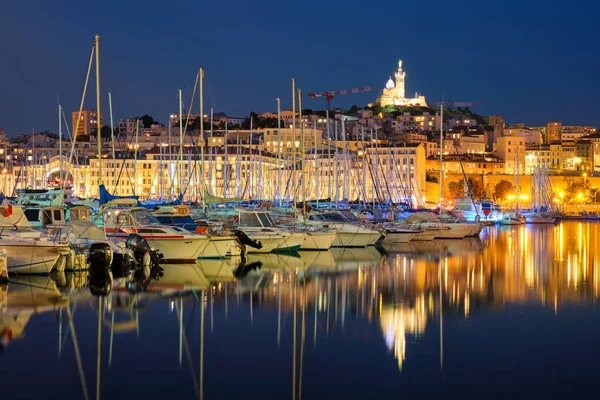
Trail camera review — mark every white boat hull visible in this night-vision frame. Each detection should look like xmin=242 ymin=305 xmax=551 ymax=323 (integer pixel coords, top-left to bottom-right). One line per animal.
xmin=146 ymin=235 xmax=242 ymax=262
xmin=526 ymin=216 xmax=557 ymax=224
xmin=242 ymin=231 xmax=304 ymax=253
xmin=4 ymin=242 xmax=70 ymax=274
xmin=330 ymin=224 xmax=382 ymax=247
xmin=300 ymin=231 xmax=337 ymax=250
xmin=426 ymin=223 xmax=473 ymax=239
xmin=382 ymin=231 xmax=415 ymax=244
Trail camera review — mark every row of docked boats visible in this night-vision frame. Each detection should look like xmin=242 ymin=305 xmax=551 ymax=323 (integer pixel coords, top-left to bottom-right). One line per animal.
xmin=0 ymin=187 xmax=489 ymax=276
xmin=451 ymin=196 xmax=561 ymax=226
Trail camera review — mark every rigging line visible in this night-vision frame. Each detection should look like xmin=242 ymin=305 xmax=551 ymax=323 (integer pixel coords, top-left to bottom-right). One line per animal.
xmin=204 ymin=79 xmax=221 ymax=113
xmin=66 ymin=43 xmax=95 ymax=189
xmin=112 ymin=127 xmax=139 ymax=195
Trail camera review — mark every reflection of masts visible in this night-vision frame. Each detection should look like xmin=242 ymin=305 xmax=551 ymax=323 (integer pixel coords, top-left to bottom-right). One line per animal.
xmin=109 ymin=311 xmax=114 ymax=366
xmin=277 ymin=275 xmax=281 ymax=347
xmin=292 ymin=274 xmax=297 ymax=400
xmin=58 ymin=309 xmax=63 ymax=358
xmin=175 ymin=298 xmax=199 ymax=398
xmin=313 ymin=277 xmax=318 ymax=346
xmin=199 ymin=290 xmax=205 ymax=400
xmin=298 ymin=273 xmax=307 ymax=400
xmin=439 ymin=252 xmax=444 ymax=372
xmin=96 ymin=297 xmax=103 ymax=400
xmin=66 ymin=306 xmax=90 ymax=400
xmin=179 ymin=297 xmax=183 ymax=365
xmin=326 ymin=279 xmax=331 ymax=335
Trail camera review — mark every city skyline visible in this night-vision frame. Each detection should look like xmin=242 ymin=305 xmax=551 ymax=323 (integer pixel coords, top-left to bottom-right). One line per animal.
xmin=0 ymin=0 xmax=598 ymax=135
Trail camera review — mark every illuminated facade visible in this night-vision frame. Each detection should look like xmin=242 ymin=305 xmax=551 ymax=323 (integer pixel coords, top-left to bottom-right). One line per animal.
xmin=71 ymin=109 xmax=102 ymax=137
xmin=378 ymin=60 xmax=428 ymax=108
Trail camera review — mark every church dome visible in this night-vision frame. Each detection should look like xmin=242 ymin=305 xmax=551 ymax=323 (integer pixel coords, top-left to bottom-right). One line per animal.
xmin=385 ymin=77 xmax=395 ymax=89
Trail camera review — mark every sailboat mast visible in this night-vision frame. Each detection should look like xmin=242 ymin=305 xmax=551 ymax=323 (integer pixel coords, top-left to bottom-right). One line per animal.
xmin=178 ymin=89 xmax=183 ymax=197
xmin=59 ymin=103 xmax=63 ymax=191
xmin=314 ymin=120 xmax=318 ymax=207
xmin=292 ymin=78 xmax=297 ymax=214
xmin=95 ymin=34 xmax=102 ymax=185
xmin=210 ymin=107 xmax=213 ymax=195
xmin=199 ymin=67 xmax=205 ymax=211
xmin=276 ymin=97 xmax=282 ymax=206
xmin=439 ymin=103 xmax=443 ymax=207
xmin=299 ymin=89 xmax=307 ymax=222
xmin=134 ymin=119 xmax=139 ymax=196
xmin=108 ymin=91 xmax=116 ymax=163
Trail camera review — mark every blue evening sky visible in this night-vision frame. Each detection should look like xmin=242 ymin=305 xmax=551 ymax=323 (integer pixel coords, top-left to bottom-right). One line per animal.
xmin=0 ymin=0 xmax=597 ymax=135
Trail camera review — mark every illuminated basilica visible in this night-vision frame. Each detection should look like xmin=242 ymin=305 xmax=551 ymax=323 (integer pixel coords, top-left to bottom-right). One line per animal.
xmin=378 ymin=60 xmax=428 ymax=108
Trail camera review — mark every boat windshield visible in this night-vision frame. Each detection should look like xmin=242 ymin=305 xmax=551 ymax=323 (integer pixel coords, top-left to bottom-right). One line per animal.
xmin=338 ymin=210 xmax=359 ymax=221
xmin=239 ymin=212 xmax=275 ymax=227
xmin=133 ymin=210 xmax=160 ymax=225
xmin=318 ymin=213 xmax=346 ymax=222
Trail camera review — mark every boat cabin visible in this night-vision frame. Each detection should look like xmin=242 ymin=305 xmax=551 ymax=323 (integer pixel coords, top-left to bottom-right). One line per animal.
xmin=23 ymin=206 xmax=67 ymax=229
xmin=152 ymin=205 xmax=198 ymax=232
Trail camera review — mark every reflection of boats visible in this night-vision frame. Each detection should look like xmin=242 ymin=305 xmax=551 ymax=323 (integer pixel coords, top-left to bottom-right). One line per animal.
xmin=141 ymin=263 xmax=209 ymax=293
xmin=329 ymin=246 xmax=383 ymax=271
xmin=0 ymin=276 xmax=69 ymax=348
xmin=246 ymin=252 xmax=305 ymax=270
xmin=197 ymin=258 xmax=238 ymax=282
xmin=298 ymin=250 xmax=336 ymax=271
xmin=380 ymin=237 xmax=484 ymax=259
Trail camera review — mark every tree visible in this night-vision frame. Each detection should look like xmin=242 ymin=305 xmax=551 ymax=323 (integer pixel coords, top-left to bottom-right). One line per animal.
xmin=137 ymin=114 xmax=159 ymax=129
xmin=100 ymin=125 xmax=116 ymax=139
xmin=347 ymin=105 xmax=359 ymax=114
xmin=494 ymin=180 xmax=514 ymax=202
xmin=448 ymin=178 xmax=485 ymax=201
xmin=426 ymin=174 xmax=438 ymax=183
xmin=564 ymin=177 xmax=590 ymax=204
xmin=468 ymin=178 xmax=485 ymax=200
xmin=448 ymin=181 xmax=462 ymax=199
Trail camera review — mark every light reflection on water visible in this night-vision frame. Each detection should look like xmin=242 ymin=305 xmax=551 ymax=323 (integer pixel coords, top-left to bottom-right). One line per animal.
xmin=2 ymin=222 xmax=600 ymax=399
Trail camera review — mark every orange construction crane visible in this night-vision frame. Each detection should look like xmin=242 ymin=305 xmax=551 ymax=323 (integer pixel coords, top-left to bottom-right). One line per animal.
xmin=307 ymin=86 xmax=378 ymax=111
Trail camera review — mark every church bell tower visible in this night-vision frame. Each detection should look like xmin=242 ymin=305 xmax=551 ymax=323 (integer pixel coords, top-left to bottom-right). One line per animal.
xmin=394 ymin=59 xmax=406 ymax=100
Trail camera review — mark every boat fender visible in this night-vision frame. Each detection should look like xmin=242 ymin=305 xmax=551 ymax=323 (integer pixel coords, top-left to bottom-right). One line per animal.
xmin=142 ymin=252 xmax=151 ymax=279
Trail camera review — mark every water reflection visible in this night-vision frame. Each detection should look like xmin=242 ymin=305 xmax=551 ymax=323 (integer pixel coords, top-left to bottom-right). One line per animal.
xmin=3 ymin=222 xmax=600 ymax=399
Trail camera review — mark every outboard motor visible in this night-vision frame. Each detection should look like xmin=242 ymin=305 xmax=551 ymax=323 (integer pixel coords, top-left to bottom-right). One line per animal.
xmin=125 ymin=234 xmax=164 ymax=279
xmin=88 ymin=242 xmax=113 ymax=296
xmin=234 ymin=229 xmax=263 ymax=250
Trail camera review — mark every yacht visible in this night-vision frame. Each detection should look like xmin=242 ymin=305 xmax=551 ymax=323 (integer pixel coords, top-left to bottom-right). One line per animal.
xmin=102 ymin=199 xmax=243 ymax=261
xmin=305 ymin=209 xmax=383 ymax=247
xmin=0 ymin=205 xmax=71 ymax=274
xmin=235 ymin=208 xmax=304 ymax=253
xmin=501 ymin=212 xmax=526 ymax=225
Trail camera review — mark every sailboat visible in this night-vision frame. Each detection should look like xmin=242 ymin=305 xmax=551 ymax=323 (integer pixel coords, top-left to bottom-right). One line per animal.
xmin=501 ymin=146 xmax=525 ymax=225
xmin=524 ymin=162 xmax=558 ymax=224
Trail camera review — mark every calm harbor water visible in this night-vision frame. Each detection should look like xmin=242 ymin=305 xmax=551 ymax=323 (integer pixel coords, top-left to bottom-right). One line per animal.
xmin=2 ymin=221 xmax=600 ymax=399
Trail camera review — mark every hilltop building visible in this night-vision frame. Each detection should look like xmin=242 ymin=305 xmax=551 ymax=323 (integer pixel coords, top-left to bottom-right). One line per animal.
xmin=377 ymin=60 xmax=428 ymax=108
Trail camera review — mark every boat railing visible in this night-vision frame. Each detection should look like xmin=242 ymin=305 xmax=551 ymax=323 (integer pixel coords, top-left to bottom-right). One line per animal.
xmin=48 ymin=225 xmax=72 ymax=244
